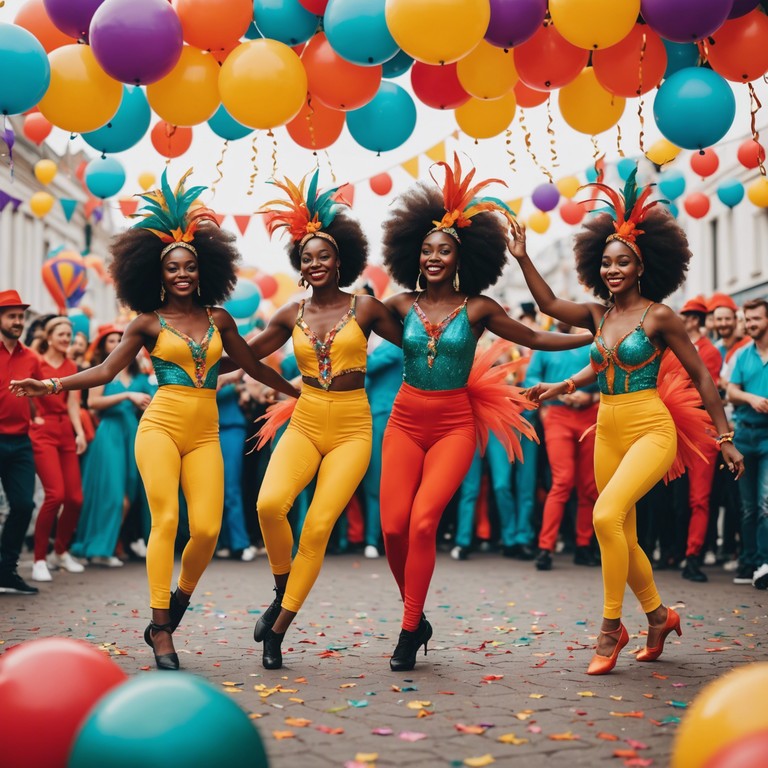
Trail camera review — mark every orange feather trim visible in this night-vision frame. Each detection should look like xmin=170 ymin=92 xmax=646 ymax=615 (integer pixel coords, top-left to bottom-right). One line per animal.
xmin=251 ymin=398 xmax=298 ymax=452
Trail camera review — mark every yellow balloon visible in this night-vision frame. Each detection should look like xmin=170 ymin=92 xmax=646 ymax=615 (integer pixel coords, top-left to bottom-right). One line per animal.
xmin=549 ymin=0 xmax=640 ymax=50
xmin=147 ymin=46 xmax=221 ymax=127
xmin=272 ymin=272 xmax=300 ymax=307
xmin=456 ymin=41 xmax=517 ymax=100
xmin=38 ymin=44 xmax=122 ymax=134
xmin=385 ymin=0 xmax=491 ymax=66
xmin=34 ymin=159 xmax=58 ymax=186
xmin=645 ymin=138 xmax=681 ymax=166
xmin=747 ymin=177 xmax=768 ymax=208
xmin=527 ymin=210 xmax=550 ymax=234
xmin=558 ymin=68 xmax=625 ymax=135
xmin=671 ymin=663 xmax=768 ymax=768
xmin=556 ymin=175 xmax=581 ymax=199
xmin=138 ymin=172 xmax=156 ymax=191
xmin=455 ymin=92 xmax=516 ymax=139
xmin=30 ymin=191 xmax=55 ymax=218
xmin=219 ymin=40 xmax=306 ymax=130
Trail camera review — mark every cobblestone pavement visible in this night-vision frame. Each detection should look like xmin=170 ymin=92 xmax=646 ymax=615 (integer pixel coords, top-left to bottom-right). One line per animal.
xmin=2 ymin=550 xmax=766 ymax=768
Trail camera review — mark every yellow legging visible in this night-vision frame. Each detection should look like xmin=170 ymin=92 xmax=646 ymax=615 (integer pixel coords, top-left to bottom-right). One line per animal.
xmin=593 ymin=389 xmax=677 ymax=619
xmin=135 ymin=386 xmax=223 ymax=609
xmin=258 ymin=387 xmax=372 ymax=613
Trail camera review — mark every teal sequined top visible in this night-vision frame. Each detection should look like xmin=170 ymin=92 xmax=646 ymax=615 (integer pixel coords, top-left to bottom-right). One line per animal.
xmin=590 ymin=303 xmax=662 ymax=395
xmin=403 ymin=298 xmax=477 ymax=391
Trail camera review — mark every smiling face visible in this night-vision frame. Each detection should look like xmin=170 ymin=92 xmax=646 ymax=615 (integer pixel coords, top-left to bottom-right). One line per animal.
xmin=47 ymin=321 xmax=72 ymax=355
xmin=300 ymin=237 xmax=340 ymax=289
xmin=420 ymin=231 xmax=459 ymax=287
xmin=0 ymin=308 xmax=26 ymax=342
xmin=599 ymin=239 xmax=643 ymax=297
xmin=161 ymin=248 xmax=199 ymax=299
xmin=712 ymin=307 xmax=737 ymax=340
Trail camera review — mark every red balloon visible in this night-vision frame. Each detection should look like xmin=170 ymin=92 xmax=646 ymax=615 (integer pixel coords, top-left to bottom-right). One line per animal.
xmin=299 ymin=0 xmax=327 ymax=13
xmin=513 ymin=80 xmax=549 ymax=108
xmin=0 ymin=638 xmax=127 ymax=768
xmin=704 ymin=731 xmax=768 ymax=768
xmin=286 ymin=94 xmax=345 ymax=150
xmin=708 ymin=9 xmax=768 ymax=83
xmin=683 ymin=192 xmax=711 ymax=219
xmin=515 ymin=24 xmax=589 ymax=91
xmin=14 ymin=0 xmax=76 ymax=53
xmin=255 ymin=273 xmax=278 ymax=300
xmin=411 ymin=61 xmax=470 ymax=110
xmin=559 ymin=199 xmax=585 ymax=225
xmin=23 ymin=112 xmax=53 ymax=145
xmin=363 ymin=264 xmax=389 ymax=297
xmin=737 ymin=138 xmax=766 ymax=169
xmin=151 ymin=120 xmax=193 ymax=159
xmin=370 ymin=172 xmax=393 ymax=196
xmin=690 ymin=148 xmax=720 ymax=178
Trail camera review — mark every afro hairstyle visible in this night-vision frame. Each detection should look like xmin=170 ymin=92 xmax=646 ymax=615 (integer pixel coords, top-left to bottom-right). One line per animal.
xmin=381 ymin=182 xmax=508 ymax=296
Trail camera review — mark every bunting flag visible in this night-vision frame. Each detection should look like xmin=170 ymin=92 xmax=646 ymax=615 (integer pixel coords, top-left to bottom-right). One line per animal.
xmin=332 ymin=182 xmax=355 ymax=207
xmin=59 ymin=198 xmax=77 ymax=222
xmin=233 ymin=214 xmax=251 ymax=236
xmin=425 ymin=141 xmax=446 ymax=164
xmin=0 ymin=189 xmax=22 ymax=213
xmin=84 ymin=197 xmax=102 ymax=220
xmin=118 ymin=198 xmax=139 ymax=217
xmin=213 ymin=212 xmax=226 ymax=227
xmin=507 ymin=198 xmax=523 ymax=216
xmin=401 ymin=157 xmax=419 ymax=179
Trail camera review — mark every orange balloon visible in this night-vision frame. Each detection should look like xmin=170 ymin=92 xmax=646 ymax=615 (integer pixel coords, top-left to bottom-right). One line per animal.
xmin=559 ymin=68 xmax=625 ymax=135
xmin=683 ymin=192 xmax=710 ymax=219
xmin=369 ymin=172 xmax=393 ymax=196
xmin=23 ymin=112 xmax=53 ymax=145
xmin=286 ymin=94 xmax=345 ymax=150
xmin=513 ymin=80 xmax=549 ymax=108
xmin=173 ymin=0 xmax=253 ymax=53
xmin=708 ymin=9 xmax=768 ymax=84
xmin=302 ymin=32 xmax=382 ymax=111
xmin=150 ymin=121 xmax=193 ymax=159
xmin=559 ymin=199 xmax=585 ymax=225
xmin=14 ymin=0 xmax=76 ymax=53
xmin=593 ymin=24 xmax=667 ymax=97
xmin=515 ymin=24 xmax=589 ymax=91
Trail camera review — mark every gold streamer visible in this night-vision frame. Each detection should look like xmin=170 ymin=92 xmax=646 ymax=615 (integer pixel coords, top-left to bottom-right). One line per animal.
xmin=323 ymin=150 xmax=337 ymax=184
xmin=546 ymin=94 xmax=559 ymax=170
xmin=591 ymin=135 xmax=601 ymax=163
xmin=616 ymin=123 xmax=625 ymax=158
xmin=637 ymin=96 xmax=646 ymax=153
xmin=636 ymin=32 xmax=647 ymax=98
xmin=268 ymin=129 xmax=278 ymax=178
xmin=246 ymin=133 xmax=259 ymax=197
xmin=519 ymin=109 xmax=552 ymax=183
xmin=748 ymin=82 xmax=766 ymax=177
xmin=305 ymin=96 xmax=318 ymax=155
xmin=505 ymin=128 xmax=516 ymax=173
xmin=209 ymin=140 xmax=228 ymax=199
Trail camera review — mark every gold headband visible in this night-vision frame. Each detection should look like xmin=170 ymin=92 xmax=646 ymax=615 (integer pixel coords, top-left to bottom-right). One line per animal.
xmin=44 ymin=317 xmax=73 ymax=334
xmin=299 ymin=230 xmax=338 ymax=251
xmin=160 ymin=240 xmax=198 ymax=259
xmin=606 ymin=233 xmax=642 ymax=261
xmin=425 ymin=226 xmax=462 ymax=244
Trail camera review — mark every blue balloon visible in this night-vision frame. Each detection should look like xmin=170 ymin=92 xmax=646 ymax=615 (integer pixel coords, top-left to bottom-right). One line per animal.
xmin=207 ymin=105 xmax=252 ymax=141
xmin=653 ymin=67 xmax=736 ymax=150
xmin=82 ymin=85 xmax=150 ymax=154
xmin=585 ymin=165 xmax=598 ymax=183
xmin=253 ymin=0 xmax=318 ymax=46
xmin=661 ymin=200 xmax=679 ymax=218
xmin=662 ymin=41 xmax=699 ymax=79
xmin=243 ymin=21 xmax=262 ymax=39
xmin=657 ymin=170 xmax=686 ymax=200
xmin=346 ymin=82 xmax=416 ymax=153
xmin=382 ymin=49 xmax=413 ymax=79
xmin=84 ymin=156 xmax=126 ymax=199
xmin=325 ymin=0 xmax=398 ymax=66
xmin=224 ymin=280 xmax=261 ymax=318
xmin=717 ymin=179 xmax=745 ymax=208
xmin=616 ymin=158 xmax=637 ymax=182
xmin=0 ymin=23 xmax=50 ymax=116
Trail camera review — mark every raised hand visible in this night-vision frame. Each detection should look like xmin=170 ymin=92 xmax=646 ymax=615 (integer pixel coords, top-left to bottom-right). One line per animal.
xmin=506 ymin=217 xmax=528 ymax=261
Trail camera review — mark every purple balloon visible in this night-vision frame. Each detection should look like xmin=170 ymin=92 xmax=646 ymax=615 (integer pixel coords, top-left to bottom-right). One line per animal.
xmin=43 ymin=0 xmax=105 ymax=41
xmin=90 ymin=0 xmax=183 ymax=85
xmin=640 ymin=0 xmax=733 ymax=43
xmin=485 ymin=0 xmax=547 ymax=49
xmin=728 ymin=0 xmax=759 ymax=17
xmin=531 ymin=183 xmax=560 ymax=213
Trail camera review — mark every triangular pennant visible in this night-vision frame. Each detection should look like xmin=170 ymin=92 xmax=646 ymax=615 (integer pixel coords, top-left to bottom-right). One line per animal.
xmin=213 ymin=213 xmax=226 ymax=227
xmin=332 ymin=183 xmax=355 ymax=207
xmin=59 ymin=198 xmax=77 ymax=222
xmin=401 ymin=157 xmax=419 ymax=178
xmin=425 ymin=141 xmax=446 ymax=164
xmin=84 ymin=196 xmax=102 ymax=220
xmin=118 ymin=198 xmax=139 ymax=217
xmin=507 ymin=198 xmax=523 ymax=216
xmin=233 ymin=214 xmax=251 ymax=236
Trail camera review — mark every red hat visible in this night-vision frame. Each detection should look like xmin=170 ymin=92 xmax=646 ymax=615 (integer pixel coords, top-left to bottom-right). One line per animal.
xmin=0 ymin=289 xmax=30 ymax=309
xmin=680 ymin=295 xmax=709 ymax=314
xmin=85 ymin=324 xmax=124 ymax=363
xmin=707 ymin=292 xmax=738 ymax=313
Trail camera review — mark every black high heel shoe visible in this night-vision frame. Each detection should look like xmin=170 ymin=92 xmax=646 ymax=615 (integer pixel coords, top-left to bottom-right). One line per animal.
xmin=254 ymin=587 xmax=284 ymax=642
xmin=146 ymin=621 xmax=180 ymax=671
xmin=262 ymin=628 xmax=285 ymax=670
xmin=144 ymin=590 xmax=189 ymax=648
xmin=390 ymin=618 xmax=432 ymax=672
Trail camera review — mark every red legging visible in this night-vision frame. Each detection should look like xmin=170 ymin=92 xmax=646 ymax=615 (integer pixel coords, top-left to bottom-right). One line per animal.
xmin=686 ymin=438 xmax=720 ymax=557
xmin=381 ymin=383 xmax=476 ymax=631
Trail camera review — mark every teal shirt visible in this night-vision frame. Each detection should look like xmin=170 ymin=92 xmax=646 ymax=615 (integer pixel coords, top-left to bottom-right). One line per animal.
xmin=729 ymin=341 xmax=768 ymax=427
xmin=365 ymin=340 xmax=404 ymax=416
xmin=525 ymin=345 xmax=597 ymax=404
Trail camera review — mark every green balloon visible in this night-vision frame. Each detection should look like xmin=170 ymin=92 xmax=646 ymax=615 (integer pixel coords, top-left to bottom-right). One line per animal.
xmin=68 ymin=674 xmax=268 ymax=768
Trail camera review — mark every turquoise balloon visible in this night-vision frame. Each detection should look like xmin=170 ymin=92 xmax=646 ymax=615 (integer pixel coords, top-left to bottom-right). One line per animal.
xmin=253 ymin=0 xmax=318 ymax=46
xmin=616 ymin=158 xmax=637 ymax=182
xmin=382 ymin=49 xmax=413 ymax=78
xmin=68 ymin=674 xmax=268 ymax=768
xmin=324 ymin=0 xmax=398 ymax=66
xmin=717 ymin=179 xmax=745 ymax=208
xmin=224 ymin=280 xmax=261 ymax=318
xmin=82 ymin=85 xmax=150 ymax=154
xmin=243 ymin=21 xmax=262 ymax=39
xmin=68 ymin=310 xmax=91 ymax=340
xmin=661 ymin=200 xmax=679 ymax=218
xmin=653 ymin=67 xmax=735 ymax=150
xmin=84 ymin=156 xmax=126 ymax=199
xmin=662 ymin=41 xmax=699 ymax=79
xmin=585 ymin=165 xmax=598 ymax=183
xmin=0 ymin=23 xmax=50 ymax=115
xmin=657 ymin=170 xmax=686 ymax=200
xmin=207 ymin=105 xmax=252 ymax=141
xmin=347 ymin=82 xmax=416 ymax=153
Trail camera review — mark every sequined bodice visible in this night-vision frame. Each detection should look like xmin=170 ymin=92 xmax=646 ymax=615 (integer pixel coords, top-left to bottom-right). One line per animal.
xmin=590 ymin=303 xmax=661 ymax=395
xmin=151 ymin=308 xmax=221 ymax=389
xmin=402 ymin=298 xmax=476 ymax=391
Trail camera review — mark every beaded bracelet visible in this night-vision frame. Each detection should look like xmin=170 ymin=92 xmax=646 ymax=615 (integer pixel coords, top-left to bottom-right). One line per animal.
xmin=563 ymin=377 xmax=576 ymax=394
xmin=45 ymin=377 xmax=63 ymax=395
xmin=715 ymin=431 xmax=735 ymax=446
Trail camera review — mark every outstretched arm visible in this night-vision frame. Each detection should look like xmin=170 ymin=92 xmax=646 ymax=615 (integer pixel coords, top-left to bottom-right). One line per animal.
xmin=526 ymin=363 xmax=596 ymax=404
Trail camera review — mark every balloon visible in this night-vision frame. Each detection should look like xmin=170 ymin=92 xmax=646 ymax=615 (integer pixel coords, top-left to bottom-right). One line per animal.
xmin=640 ymin=0 xmax=732 ymax=43
xmin=716 ymin=179 xmax=745 ymax=208
xmin=34 ymin=159 xmax=57 ymax=185
xmin=223 ymin=280 xmax=261 ymax=318
xmin=549 ymin=0 xmax=640 ymax=50
xmin=645 ymin=137 xmax=681 ymax=166
xmin=42 ymin=0 xmax=104 ymax=41
xmin=363 ymin=264 xmax=389 ymax=297
xmin=729 ymin=0 xmax=760 ymax=17
xmin=370 ymin=172 xmax=393 ymax=196
xmin=527 ymin=210 xmax=550 ymax=234
xmin=147 ymin=46 xmax=221 ymax=126
xmin=69 ymin=674 xmax=268 ymax=768
xmin=138 ymin=171 xmax=156 ymax=191
xmin=82 ymin=85 xmax=151 ymax=154
xmin=385 ymin=0 xmax=491 ymax=66
xmin=662 ymin=40 xmax=699 ymax=78
xmin=253 ymin=0 xmax=319 ymax=46
xmin=219 ymin=40 xmax=307 ymax=129
xmin=705 ymin=731 xmax=768 ymax=768
xmin=285 ymin=95 xmax=345 ymax=150
xmin=299 ymin=0 xmax=328 ymax=11
xmin=558 ymin=68 xmax=625 ymax=135
xmin=560 ymin=199 xmax=585 ymax=225
xmin=14 ymin=0 xmax=76 ymax=52
xmin=174 ymin=0 xmax=252 ymax=52
xmin=485 ymin=0 xmax=546 ymax=49
xmin=346 ymin=81 xmax=416 ymax=152
xmin=0 ymin=638 xmax=127 ymax=768
xmin=68 ymin=309 xmax=91 ymax=338
xmin=324 ymin=0 xmax=398 ymax=66
xmin=30 ymin=190 xmax=55 ymax=218
xmin=37 ymin=44 xmax=122 ymax=133
xmin=531 ymin=183 xmax=560 ymax=212
xmin=683 ymin=192 xmax=710 ymax=219
xmin=658 ymin=170 xmax=686 ymax=199
xmin=272 ymin=271 xmax=301 ymax=306
xmin=23 ymin=112 xmax=53 ymax=145
xmin=411 ymin=62 xmax=470 ymax=110
xmin=0 ymin=23 xmax=51 ymax=116
xmin=513 ymin=80 xmax=549 ymax=108
xmin=382 ymin=49 xmax=413 ymax=78
xmin=708 ymin=10 xmax=768 ymax=83
xmin=302 ymin=32 xmax=382 ymax=111
xmin=616 ymin=157 xmax=637 ymax=181
xmin=593 ymin=24 xmax=667 ymax=97
xmin=747 ymin=178 xmax=768 ymax=208
xmin=456 ymin=41 xmax=518 ymax=100
xmin=83 ymin=254 xmax=108 ymax=283
xmin=42 ymin=252 xmax=88 ymax=308
xmin=556 ymin=176 xmax=580 ymax=199
xmin=690 ymin=148 xmax=719 ymax=178
xmin=662 ymin=200 xmax=679 ymax=218
xmin=653 ymin=67 xmax=735 ymax=150
xmin=255 ymin=273 xmax=278 ymax=300
xmin=455 ymin=92 xmax=516 ymax=139
xmin=207 ymin=104 xmax=252 ymax=141
xmin=84 ymin=156 xmax=126 ymax=199
xmin=737 ymin=138 xmax=766 ymax=169
xmin=515 ymin=24 xmax=589 ymax=91
xmin=150 ymin=121 xmax=193 ymax=159
xmin=671 ymin=663 xmax=768 ymax=768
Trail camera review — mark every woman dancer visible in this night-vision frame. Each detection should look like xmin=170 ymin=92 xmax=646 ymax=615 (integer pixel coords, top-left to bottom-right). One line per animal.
xmin=12 ymin=170 xmax=298 ymax=670
xmin=380 ymin=155 xmax=591 ymax=671
xmin=514 ymin=169 xmax=744 ymax=674
xmin=240 ymin=171 xmax=402 ymax=670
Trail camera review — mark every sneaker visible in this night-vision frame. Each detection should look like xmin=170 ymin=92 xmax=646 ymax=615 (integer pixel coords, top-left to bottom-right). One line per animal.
xmin=752 ymin=563 xmax=768 ymax=590
xmin=215 ymin=548 xmax=231 ymax=559
xmin=733 ymin=563 xmax=756 ymax=584
xmin=0 ymin=569 xmax=39 ymax=594
xmin=364 ymin=545 xmax=380 ymax=559
xmin=450 ymin=545 xmax=469 ymax=561
xmin=723 ymin=558 xmax=740 ymax=572
xmin=90 ymin=556 xmax=124 ymax=568
xmin=48 ymin=551 xmax=85 ymax=573
xmin=129 ymin=539 xmax=148 ymax=558
xmin=241 ymin=545 xmax=258 ymax=562
xmin=682 ymin=554 xmax=708 ymax=582
xmin=703 ymin=550 xmax=717 ymax=566
xmin=535 ymin=549 xmax=553 ymax=571
xmin=31 ymin=560 xmax=52 ymax=582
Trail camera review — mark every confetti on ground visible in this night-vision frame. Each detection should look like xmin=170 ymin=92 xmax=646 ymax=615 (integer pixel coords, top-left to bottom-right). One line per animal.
xmin=666 ymin=701 xmax=688 ymax=709
xmin=610 ymin=711 xmax=645 ymax=718
xmin=272 ymin=731 xmax=294 ymax=740
xmin=407 ymin=700 xmax=432 ymax=709
xmin=284 ymin=718 xmax=311 ymax=727
xmin=372 ymin=728 xmax=393 ymax=736
xmin=355 ymin=753 xmax=378 ymax=762
xmin=399 ymin=732 xmax=427 ymax=742
xmin=497 ymin=733 xmax=528 ymax=746
xmin=464 ymin=755 xmax=495 ymax=767
xmin=578 ymin=691 xmax=596 ymax=697
xmin=455 ymin=724 xmax=487 ymax=735
xmin=597 ymin=732 xmax=620 ymax=741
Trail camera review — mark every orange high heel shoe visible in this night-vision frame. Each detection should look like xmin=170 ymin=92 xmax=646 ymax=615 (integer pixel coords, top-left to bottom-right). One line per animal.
xmin=636 ymin=607 xmax=681 ymax=662
xmin=586 ymin=623 xmax=629 ymax=675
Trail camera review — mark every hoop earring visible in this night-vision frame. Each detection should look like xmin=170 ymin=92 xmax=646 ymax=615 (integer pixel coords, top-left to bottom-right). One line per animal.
xmin=638 ymin=278 xmax=642 ymax=294
xmin=416 ymin=271 xmax=425 ymax=290
xmin=160 ymin=284 xmax=166 ymax=302
xmin=298 ymin=276 xmax=307 ymax=288
xmin=197 ymin=284 xmax=201 ymax=297
xmin=453 ymin=269 xmax=460 ymax=292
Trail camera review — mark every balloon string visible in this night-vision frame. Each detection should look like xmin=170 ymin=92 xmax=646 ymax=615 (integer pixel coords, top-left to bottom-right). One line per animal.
xmin=637 ymin=96 xmax=646 ymax=154
xmin=210 ymin=140 xmax=227 ymax=199
xmin=748 ymin=83 xmax=766 ymax=177
xmin=519 ymin=109 xmax=552 ymax=183
xmin=268 ymin=129 xmax=278 ymax=178
xmin=591 ymin=136 xmax=601 ymax=164
xmin=505 ymin=128 xmax=516 ymax=173
xmin=324 ymin=150 xmax=336 ymax=184
xmin=546 ymin=95 xmax=559 ymax=170
xmin=247 ymin=133 xmax=259 ymax=196
xmin=616 ymin=123 xmax=625 ymax=158
xmin=306 ymin=96 xmax=318 ymax=155
xmin=637 ymin=32 xmax=646 ymax=98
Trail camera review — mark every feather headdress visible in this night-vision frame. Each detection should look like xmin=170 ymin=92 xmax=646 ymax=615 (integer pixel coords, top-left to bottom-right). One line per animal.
xmin=132 ymin=169 xmax=219 ymax=258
